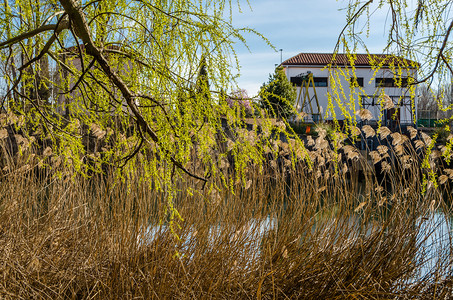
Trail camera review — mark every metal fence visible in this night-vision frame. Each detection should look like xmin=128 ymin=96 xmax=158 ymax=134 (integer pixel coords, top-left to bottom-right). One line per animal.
xmin=417 ymin=109 xmax=453 ymax=127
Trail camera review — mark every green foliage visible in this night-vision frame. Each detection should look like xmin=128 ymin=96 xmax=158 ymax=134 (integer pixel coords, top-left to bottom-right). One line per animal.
xmin=259 ymin=66 xmax=297 ymax=119
xmin=0 ymin=0 xmax=279 ymax=224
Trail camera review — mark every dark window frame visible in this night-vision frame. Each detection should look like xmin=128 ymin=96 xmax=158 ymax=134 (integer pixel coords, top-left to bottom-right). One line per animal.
xmin=313 ymin=77 xmax=328 ymax=87
xmin=290 ymin=76 xmax=328 ymax=87
xmin=375 ymin=77 xmax=408 ymax=87
xmin=349 ymin=77 xmax=364 ymax=87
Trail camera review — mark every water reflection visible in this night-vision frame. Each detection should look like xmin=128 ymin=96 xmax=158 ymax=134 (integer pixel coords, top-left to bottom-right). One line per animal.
xmin=141 ymin=188 xmax=452 ymax=284
xmin=142 ymin=210 xmax=451 ymax=277
xmin=414 ymin=212 xmax=452 ymax=281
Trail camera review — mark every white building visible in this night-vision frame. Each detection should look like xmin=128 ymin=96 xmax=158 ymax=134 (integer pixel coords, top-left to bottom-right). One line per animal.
xmin=281 ymin=53 xmax=418 ymax=128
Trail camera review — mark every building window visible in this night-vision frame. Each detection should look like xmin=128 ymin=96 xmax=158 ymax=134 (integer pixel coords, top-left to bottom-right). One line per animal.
xmin=313 ymin=77 xmax=328 ymax=87
xmin=290 ymin=77 xmax=303 ymax=86
xmin=349 ymin=77 xmax=364 ymax=87
xmin=290 ymin=76 xmax=328 ymax=87
xmin=375 ymin=77 xmax=408 ymax=87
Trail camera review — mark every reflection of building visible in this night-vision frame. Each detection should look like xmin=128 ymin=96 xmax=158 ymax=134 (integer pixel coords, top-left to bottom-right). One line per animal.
xmin=281 ymin=53 xmax=418 ymax=128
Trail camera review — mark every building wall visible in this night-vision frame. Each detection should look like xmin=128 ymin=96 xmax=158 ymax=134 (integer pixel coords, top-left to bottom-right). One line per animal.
xmin=283 ymin=65 xmax=417 ymax=125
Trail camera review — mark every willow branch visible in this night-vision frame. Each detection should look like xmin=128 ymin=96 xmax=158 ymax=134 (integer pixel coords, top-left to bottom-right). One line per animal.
xmin=334 ymin=0 xmax=374 ymax=54
xmin=103 ymin=48 xmax=150 ymax=68
xmin=0 ymin=19 xmax=69 ymax=49
xmin=411 ymin=19 xmax=453 ymax=85
xmin=59 ymin=0 xmax=206 ymax=182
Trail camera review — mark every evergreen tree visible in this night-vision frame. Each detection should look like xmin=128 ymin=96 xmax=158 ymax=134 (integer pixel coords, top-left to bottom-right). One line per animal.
xmin=259 ymin=66 xmax=296 ymax=119
xmin=195 ymin=56 xmax=211 ymax=104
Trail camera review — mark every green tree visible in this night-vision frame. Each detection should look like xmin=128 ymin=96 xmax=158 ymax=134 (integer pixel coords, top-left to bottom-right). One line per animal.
xmin=259 ymin=66 xmax=297 ymax=119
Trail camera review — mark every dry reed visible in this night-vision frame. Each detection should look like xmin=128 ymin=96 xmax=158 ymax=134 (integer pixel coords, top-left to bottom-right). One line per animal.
xmin=0 ymin=128 xmax=451 ymax=299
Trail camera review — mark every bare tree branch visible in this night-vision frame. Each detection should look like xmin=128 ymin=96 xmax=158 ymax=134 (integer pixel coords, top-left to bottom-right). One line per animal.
xmin=0 ymin=19 xmax=69 ymax=49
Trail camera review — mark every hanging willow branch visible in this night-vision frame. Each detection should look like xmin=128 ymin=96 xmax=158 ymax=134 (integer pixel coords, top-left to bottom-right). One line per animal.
xmin=58 ymin=0 xmax=207 ymax=182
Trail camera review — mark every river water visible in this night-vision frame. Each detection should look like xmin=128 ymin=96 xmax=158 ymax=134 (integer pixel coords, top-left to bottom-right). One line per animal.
xmin=141 ymin=208 xmax=451 ymax=282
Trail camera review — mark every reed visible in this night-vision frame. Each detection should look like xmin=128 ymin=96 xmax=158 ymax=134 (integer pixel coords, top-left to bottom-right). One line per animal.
xmin=0 ymin=128 xmax=452 ymax=299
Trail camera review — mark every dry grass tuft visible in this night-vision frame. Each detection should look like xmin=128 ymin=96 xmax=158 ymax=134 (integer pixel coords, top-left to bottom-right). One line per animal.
xmin=408 ymin=126 xmax=418 ymax=139
xmin=362 ymin=125 xmax=375 ymax=138
xmin=383 ymin=94 xmax=395 ymax=109
xmin=378 ymin=126 xmax=391 ymax=139
xmin=356 ymin=108 xmax=374 ymax=121
xmin=421 ymin=132 xmax=432 ymax=145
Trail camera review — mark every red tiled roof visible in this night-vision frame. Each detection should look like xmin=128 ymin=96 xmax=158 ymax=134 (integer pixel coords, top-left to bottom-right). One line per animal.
xmin=282 ymin=53 xmax=418 ymax=68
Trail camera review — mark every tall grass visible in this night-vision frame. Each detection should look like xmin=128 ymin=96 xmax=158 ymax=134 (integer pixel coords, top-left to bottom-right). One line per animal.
xmin=0 ymin=128 xmax=452 ymax=299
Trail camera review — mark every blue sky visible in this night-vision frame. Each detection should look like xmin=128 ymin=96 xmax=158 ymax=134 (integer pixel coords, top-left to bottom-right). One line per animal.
xmin=231 ymin=0 xmax=390 ymax=96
